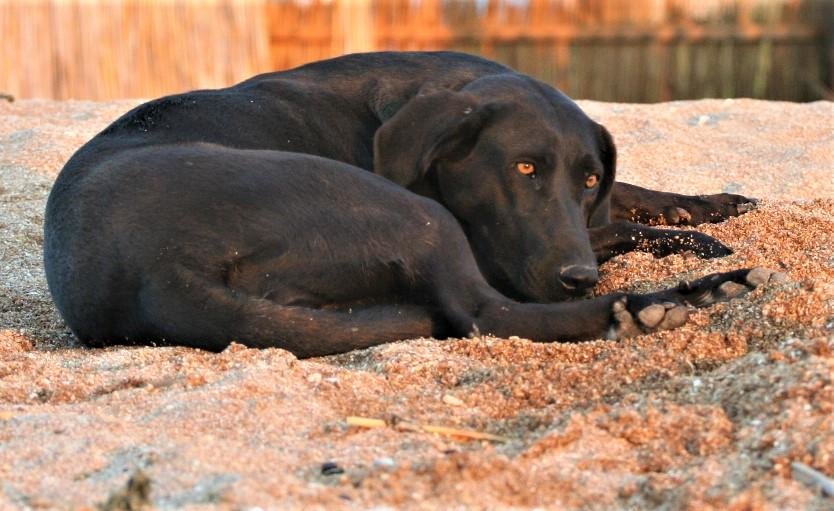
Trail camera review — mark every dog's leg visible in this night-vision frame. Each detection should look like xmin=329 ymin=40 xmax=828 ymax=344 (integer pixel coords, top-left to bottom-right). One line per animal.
xmin=430 ymin=263 xmax=780 ymax=343
xmin=422 ymin=224 xmax=777 ymax=342
xmin=611 ymin=182 xmax=756 ymax=226
xmin=589 ymin=221 xmax=732 ymax=262
xmin=136 ymin=267 xmax=439 ymax=358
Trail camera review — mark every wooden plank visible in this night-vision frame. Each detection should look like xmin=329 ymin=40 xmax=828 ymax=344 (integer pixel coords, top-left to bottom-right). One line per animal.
xmin=0 ymin=0 xmax=829 ymax=102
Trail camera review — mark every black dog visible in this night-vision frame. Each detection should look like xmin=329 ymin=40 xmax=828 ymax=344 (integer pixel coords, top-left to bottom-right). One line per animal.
xmin=44 ymin=52 xmax=771 ymax=357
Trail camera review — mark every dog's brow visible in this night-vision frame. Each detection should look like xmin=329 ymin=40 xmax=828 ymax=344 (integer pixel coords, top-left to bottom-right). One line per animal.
xmin=575 ymin=154 xmax=598 ymax=171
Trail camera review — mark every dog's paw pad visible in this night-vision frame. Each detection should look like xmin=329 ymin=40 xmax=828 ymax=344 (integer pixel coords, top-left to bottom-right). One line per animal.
xmin=609 ymin=298 xmax=689 ymax=340
xmin=659 ymin=206 xmax=693 ymax=225
xmin=675 ymin=207 xmax=693 ymax=224
xmin=736 ymin=201 xmax=757 ymax=214
xmin=718 ymin=280 xmax=749 ymax=299
xmin=745 ymin=267 xmax=788 ymax=287
xmin=770 ymin=272 xmax=789 ymax=283
xmin=637 ymin=303 xmax=666 ymax=328
xmin=657 ymin=304 xmax=689 ymax=330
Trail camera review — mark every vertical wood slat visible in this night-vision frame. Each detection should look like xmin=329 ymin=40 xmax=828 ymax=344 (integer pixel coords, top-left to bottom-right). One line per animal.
xmin=364 ymin=0 xmax=828 ymax=102
xmin=1 ymin=0 xmax=273 ymax=100
xmin=0 ymin=0 xmax=829 ymax=102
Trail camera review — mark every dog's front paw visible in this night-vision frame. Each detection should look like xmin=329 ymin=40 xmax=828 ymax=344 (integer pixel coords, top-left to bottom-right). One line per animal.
xmin=661 ymin=194 xmax=757 ymax=226
xmin=606 ymin=296 xmax=689 ymax=340
xmin=674 ymin=267 xmax=787 ymax=307
xmin=605 ymin=267 xmax=787 ymax=341
xmin=649 ymin=229 xmax=733 ymax=259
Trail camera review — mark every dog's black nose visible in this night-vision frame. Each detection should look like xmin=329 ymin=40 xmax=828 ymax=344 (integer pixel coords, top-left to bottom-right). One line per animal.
xmin=558 ymin=265 xmax=599 ymax=294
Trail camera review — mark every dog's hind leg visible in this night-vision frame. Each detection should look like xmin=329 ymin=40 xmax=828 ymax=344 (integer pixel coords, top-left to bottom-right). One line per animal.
xmin=135 ymin=267 xmax=438 ymax=358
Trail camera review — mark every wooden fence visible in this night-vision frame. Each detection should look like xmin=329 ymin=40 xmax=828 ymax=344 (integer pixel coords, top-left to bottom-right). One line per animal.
xmin=1 ymin=0 xmax=831 ymax=102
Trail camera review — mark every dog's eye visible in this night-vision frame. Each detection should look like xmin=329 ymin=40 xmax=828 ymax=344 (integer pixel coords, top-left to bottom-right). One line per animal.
xmin=585 ymin=174 xmax=600 ymax=188
xmin=515 ymin=162 xmax=536 ymax=176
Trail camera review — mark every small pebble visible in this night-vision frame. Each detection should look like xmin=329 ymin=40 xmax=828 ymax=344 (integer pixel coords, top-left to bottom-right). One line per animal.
xmin=373 ymin=457 xmax=396 ymax=470
xmin=321 ymin=462 xmax=344 ymax=476
xmin=442 ymin=394 xmax=464 ymax=406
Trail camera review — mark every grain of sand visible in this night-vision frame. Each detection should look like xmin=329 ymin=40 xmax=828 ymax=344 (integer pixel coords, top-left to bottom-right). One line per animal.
xmin=0 ymin=98 xmax=832 ymax=509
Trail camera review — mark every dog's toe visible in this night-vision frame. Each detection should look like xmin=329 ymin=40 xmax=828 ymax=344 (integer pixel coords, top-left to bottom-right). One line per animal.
xmin=676 ymin=267 xmax=788 ymax=309
xmin=745 ymin=267 xmax=787 ymax=287
xmin=608 ymin=297 xmax=641 ymax=340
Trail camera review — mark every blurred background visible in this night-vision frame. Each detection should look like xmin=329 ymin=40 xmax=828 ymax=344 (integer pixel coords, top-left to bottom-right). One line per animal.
xmin=1 ymin=0 xmax=832 ymax=103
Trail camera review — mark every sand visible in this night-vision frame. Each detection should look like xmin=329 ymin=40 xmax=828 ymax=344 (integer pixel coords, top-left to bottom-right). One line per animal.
xmin=0 ymin=98 xmax=832 ymax=510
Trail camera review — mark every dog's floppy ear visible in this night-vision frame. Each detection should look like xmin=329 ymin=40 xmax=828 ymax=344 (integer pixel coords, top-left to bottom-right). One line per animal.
xmin=588 ymin=124 xmax=617 ymax=228
xmin=373 ymin=89 xmax=496 ymax=188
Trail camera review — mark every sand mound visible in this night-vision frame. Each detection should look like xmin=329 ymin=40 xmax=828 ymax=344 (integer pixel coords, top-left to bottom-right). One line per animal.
xmin=1 ymin=98 xmax=832 ymax=509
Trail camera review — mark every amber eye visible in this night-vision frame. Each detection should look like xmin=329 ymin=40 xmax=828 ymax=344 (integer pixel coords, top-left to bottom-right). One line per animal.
xmin=585 ymin=174 xmax=600 ymax=188
xmin=515 ymin=162 xmax=536 ymax=175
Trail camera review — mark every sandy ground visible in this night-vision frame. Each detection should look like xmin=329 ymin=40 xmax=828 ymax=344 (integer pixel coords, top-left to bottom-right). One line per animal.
xmin=0 ymin=98 xmax=833 ymax=510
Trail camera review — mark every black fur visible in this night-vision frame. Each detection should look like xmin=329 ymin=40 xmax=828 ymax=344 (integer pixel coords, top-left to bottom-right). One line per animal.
xmin=44 ymin=52 xmax=757 ymax=356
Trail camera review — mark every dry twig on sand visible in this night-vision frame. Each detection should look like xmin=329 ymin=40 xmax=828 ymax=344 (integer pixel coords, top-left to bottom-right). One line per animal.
xmin=346 ymin=416 xmax=508 ymax=443
xmin=792 ymin=462 xmax=834 ymax=498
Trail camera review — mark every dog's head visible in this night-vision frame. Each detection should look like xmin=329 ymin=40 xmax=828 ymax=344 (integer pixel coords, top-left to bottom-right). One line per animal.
xmin=373 ymin=74 xmax=616 ymax=302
